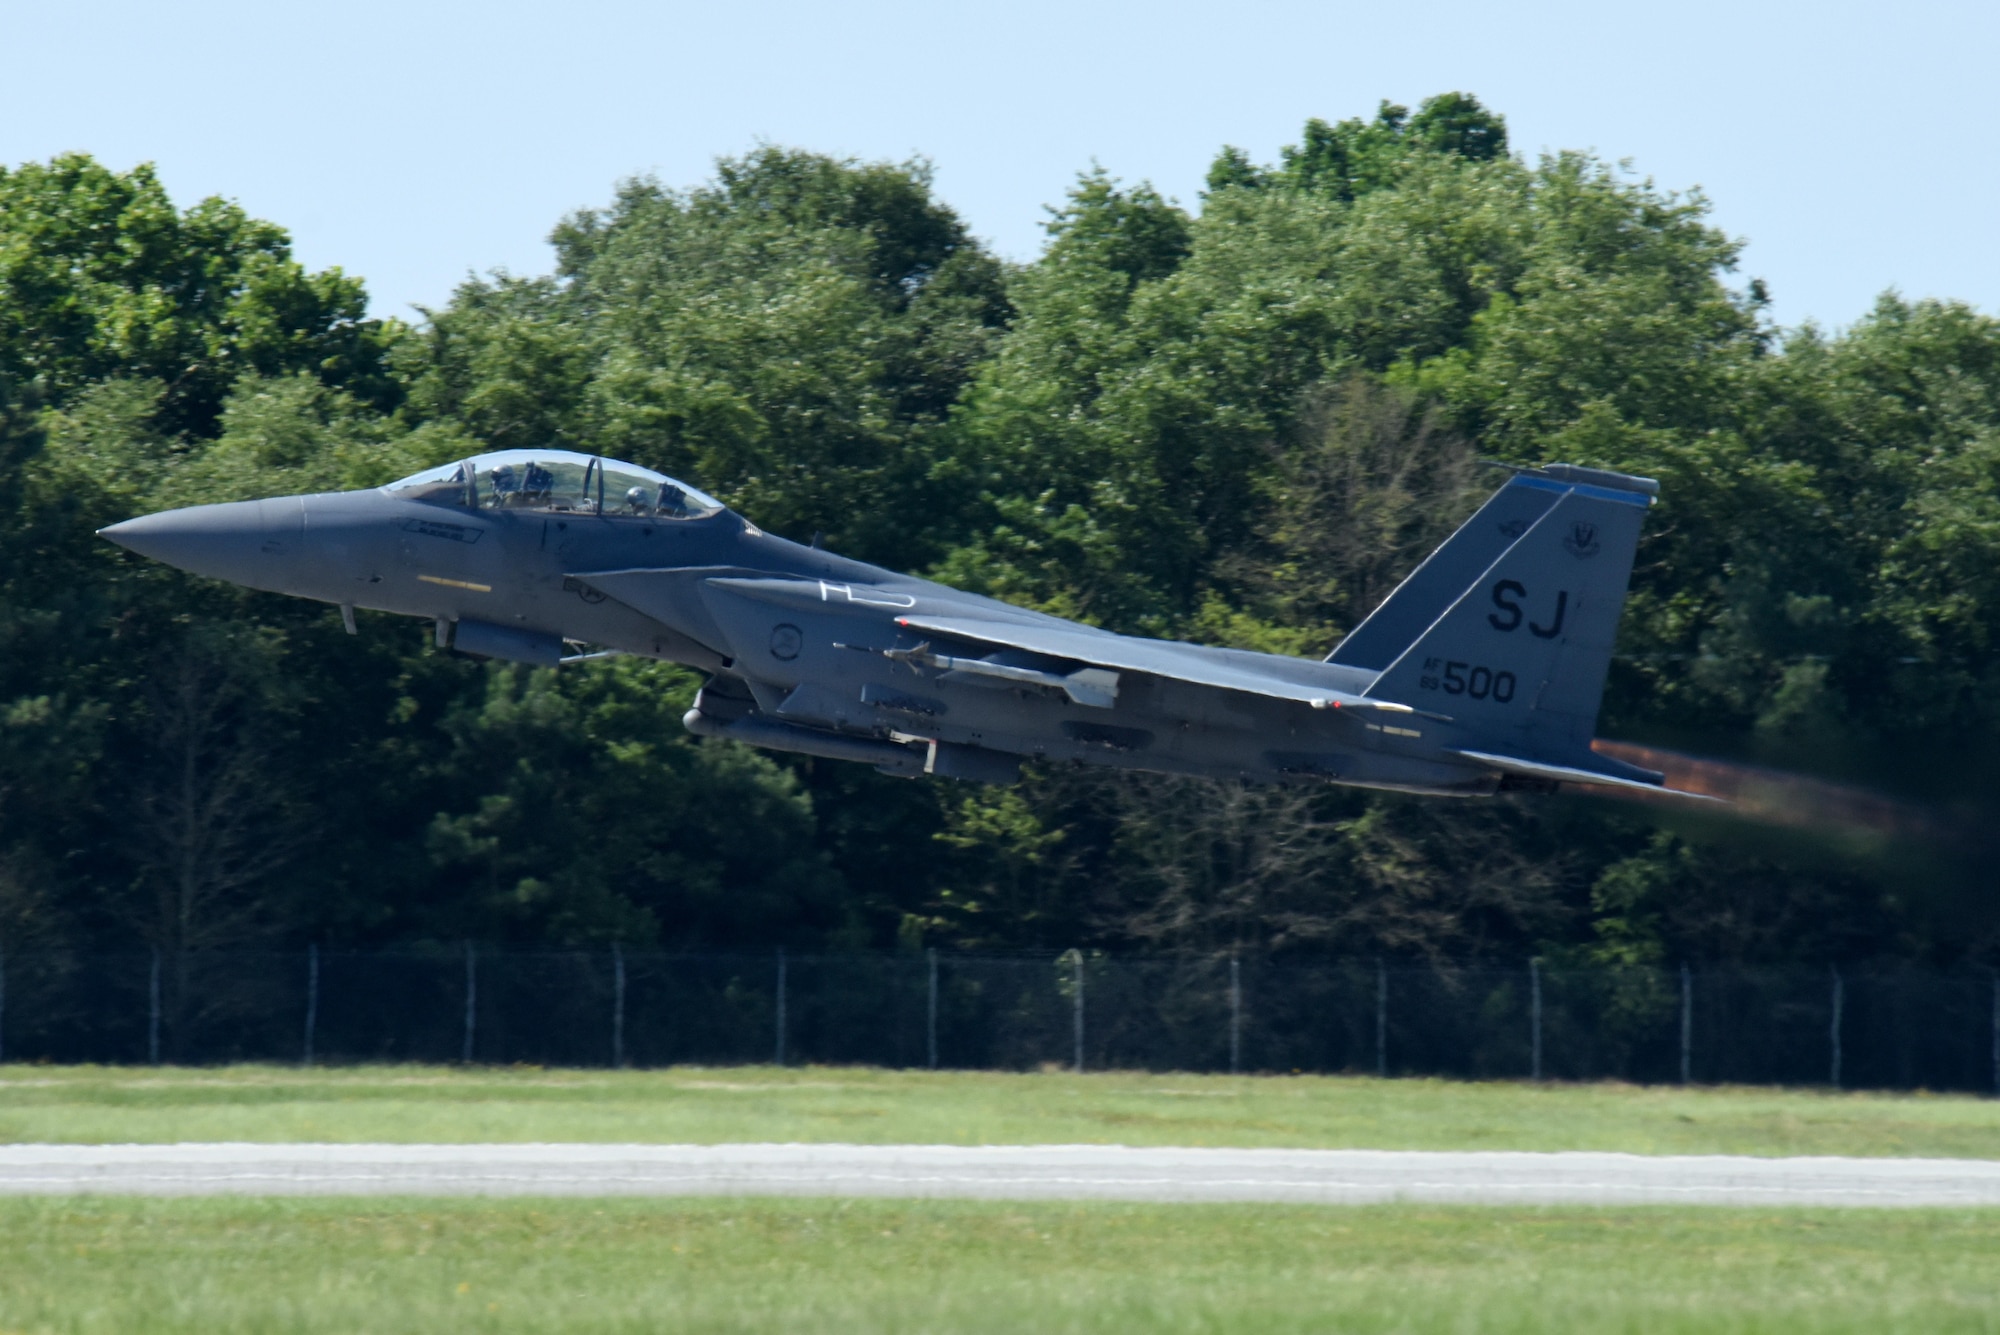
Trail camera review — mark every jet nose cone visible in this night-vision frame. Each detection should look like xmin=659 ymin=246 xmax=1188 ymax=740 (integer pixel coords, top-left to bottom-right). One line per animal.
xmin=97 ymin=513 xmax=171 ymax=556
xmin=98 ymin=499 xmax=303 ymax=593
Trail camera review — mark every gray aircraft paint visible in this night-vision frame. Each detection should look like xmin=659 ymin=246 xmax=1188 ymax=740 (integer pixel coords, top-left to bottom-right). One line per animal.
xmin=1326 ymin=472 xmax=1561 ymax=672
xmin=100 ymin=453 xmax=1670 ymax=798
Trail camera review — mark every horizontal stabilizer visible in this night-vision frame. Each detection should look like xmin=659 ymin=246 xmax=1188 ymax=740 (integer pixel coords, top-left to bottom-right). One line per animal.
xmin=1448 ymin=749 xmax=1727 ymax=802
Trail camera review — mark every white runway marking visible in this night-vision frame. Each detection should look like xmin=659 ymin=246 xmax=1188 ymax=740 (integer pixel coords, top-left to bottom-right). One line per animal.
xmin=1 ymin=1143 xmax=1997 ymax=1206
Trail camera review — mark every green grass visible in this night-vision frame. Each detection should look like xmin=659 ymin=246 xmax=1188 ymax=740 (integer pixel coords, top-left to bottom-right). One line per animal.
xmin=1 ymin=1064 xmax=1997 ymax=1157
xmin=0 ymin=1196 xmax=1995 ymax=1333
xmin=3 ymin=1073 xmax=1995 ymax=1332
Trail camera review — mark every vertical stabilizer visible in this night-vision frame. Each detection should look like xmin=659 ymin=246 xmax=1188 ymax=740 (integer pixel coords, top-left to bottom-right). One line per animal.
xmin=1329 ymin=472 xmax=1566 ymax=670
xmin=1362 ymin=475 xmax=1653 ymax=765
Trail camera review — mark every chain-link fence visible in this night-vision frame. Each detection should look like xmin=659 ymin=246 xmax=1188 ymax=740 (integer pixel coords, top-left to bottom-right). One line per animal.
xmin=0 ymin=949 xmax=1994 ymax=1093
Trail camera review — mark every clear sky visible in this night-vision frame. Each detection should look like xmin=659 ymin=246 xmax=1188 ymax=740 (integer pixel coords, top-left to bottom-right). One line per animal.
xmin=5 ymin=0 xmax=1992 ymax=331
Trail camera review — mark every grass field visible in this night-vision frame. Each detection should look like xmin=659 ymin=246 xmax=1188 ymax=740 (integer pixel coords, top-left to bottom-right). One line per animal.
xmin=0 ymin=1195 xmax=1995 ymax=1334
xmin=3 ymin=1069 xmax=1996 ymax=1332
xmin=0 ymin=1063 xmax=1997 ymax=1157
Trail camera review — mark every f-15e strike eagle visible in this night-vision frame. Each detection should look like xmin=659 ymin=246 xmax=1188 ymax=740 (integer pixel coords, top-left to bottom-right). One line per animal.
xmin=100 ymin=449 xmax=1679 ymax=798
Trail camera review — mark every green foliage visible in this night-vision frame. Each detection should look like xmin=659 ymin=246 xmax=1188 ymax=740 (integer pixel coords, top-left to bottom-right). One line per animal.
xmin=4 ymin=104 xmax=1999 ymax=969
xmin=403 ymin=147 xmax=1010 ymax=568
xmin=945 ymin=130 xmax=1737 ymax=641
xmin=1207 ymin=92 xmax=1509 ymax=200
xmin=0 ymin=155 xmax=399 ymax=436
xmin=419 ymin=658 xmax=843 ymax=946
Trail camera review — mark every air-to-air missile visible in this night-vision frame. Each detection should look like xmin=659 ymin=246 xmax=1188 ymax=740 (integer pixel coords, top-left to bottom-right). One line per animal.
xmin=101 ymin=448 xmax=1683 ymax=797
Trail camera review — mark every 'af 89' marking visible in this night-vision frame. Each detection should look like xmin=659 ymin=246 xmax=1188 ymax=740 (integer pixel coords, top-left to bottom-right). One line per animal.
xmin=1418 ymin=658 xmax=1516 ymax=702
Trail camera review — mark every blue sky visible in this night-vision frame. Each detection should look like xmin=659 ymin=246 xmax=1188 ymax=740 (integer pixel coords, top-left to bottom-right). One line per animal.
xmin=5 ymin=0 xmax=1993 ymax=330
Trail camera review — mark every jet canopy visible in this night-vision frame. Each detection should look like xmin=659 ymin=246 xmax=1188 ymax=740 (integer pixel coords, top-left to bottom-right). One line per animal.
xmin=384 ymin=450 xmax=725 ymax=520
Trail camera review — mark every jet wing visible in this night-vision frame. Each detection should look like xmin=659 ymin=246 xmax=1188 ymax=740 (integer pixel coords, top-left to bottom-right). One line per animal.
xmin=894 ymin=614 xmax=1406 ymax=714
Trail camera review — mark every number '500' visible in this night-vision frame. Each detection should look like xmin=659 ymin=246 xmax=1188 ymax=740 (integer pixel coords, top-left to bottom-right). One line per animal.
xmin=1439 ymin=661 xmax=1516 ymax=701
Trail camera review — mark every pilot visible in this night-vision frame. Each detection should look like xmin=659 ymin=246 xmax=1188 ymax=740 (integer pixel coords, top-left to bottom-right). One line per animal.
xmin=488 ymin=464 xmax=520 ymax=506
xmin=626 ymin=486 xmax=651 ymax=514
xmin=522 ymin=462 xmax=554 ymax=504
xmin=657 ymin=483 xmax=690 ymax=518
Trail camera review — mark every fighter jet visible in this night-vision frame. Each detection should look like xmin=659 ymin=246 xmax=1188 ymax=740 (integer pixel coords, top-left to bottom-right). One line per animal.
xmin=99 ymin=449 xmax=1677 ymax=797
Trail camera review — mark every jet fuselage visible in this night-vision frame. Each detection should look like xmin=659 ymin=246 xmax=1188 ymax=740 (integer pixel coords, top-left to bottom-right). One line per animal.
xmin=100 ymin=451 xmax=1670 ymax=797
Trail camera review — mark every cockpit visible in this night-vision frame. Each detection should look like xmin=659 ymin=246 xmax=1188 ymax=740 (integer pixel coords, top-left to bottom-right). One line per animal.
xmin=384 ymin=450 xmax=726 ymax=520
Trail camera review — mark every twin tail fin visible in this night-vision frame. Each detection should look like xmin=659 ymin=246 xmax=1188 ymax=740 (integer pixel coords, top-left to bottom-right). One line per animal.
xmin=1359 ymin=467 xmax=1656 ymax=769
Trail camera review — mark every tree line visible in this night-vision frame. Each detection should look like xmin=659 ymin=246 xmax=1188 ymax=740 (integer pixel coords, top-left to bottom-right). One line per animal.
xmin=4 ymin=94 xmax=1998 ymax=971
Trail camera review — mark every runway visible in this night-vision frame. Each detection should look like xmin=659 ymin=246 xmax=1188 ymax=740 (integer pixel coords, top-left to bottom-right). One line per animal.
xmin=1 ymin=1143 xmax=1997 ymax=1206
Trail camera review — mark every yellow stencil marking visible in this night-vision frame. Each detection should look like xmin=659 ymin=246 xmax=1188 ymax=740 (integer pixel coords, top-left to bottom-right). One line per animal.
xmin=418 ymin=574 xmax=492 ymax=592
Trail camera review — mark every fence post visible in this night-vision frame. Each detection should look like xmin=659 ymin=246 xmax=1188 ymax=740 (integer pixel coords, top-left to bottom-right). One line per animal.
xmin=1072 ymin=951 xmax=1085 ymax=1075
xmin=774 ymin=948 xmax=787 ymax=1067
xmin=1679 ymin=963 xmax=1692 ymax=1085
xmin=148 ymin=949 xmax=161 ymax=1066
xmin=302 ymin=944 xmax=319 ymax=1066
xmin=1229 ymin=955 xmax=1242 ymax=1075
xmin=926 ymin=948 xmax=938 ymax=1071
xmin=461 ymin=942 xmax=477 ymax=1064
xmin=1829 ymin=966 xmax=1844 ymax=1089
xmin=1376 ymin=959 xmax=1388 ymax=1079
xmin=612 ymin=944 xmax=626 ymax=1070
xmin=1530 ymin=957 xmax=1543 ymax=1082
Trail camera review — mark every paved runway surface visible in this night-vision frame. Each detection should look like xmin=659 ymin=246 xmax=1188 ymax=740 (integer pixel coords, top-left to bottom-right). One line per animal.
xmin=1 ymin=1144 xmax=1998 ymax=1206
